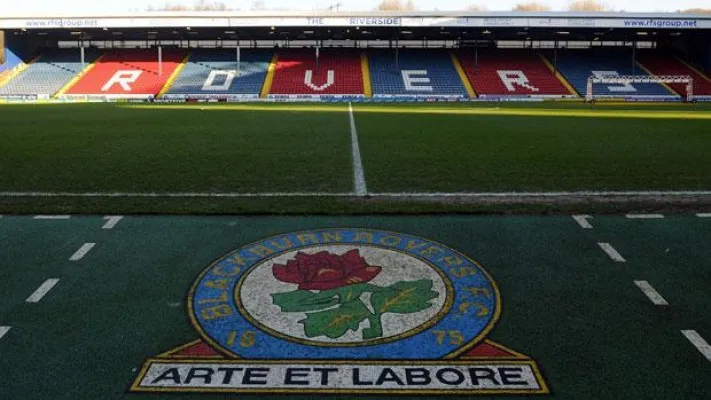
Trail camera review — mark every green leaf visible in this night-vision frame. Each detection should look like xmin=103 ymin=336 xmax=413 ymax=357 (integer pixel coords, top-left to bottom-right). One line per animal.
xmin=327 ymin=283 xmax=376 ymax=303
xmin=271 ymin=283 xmax=376 ymax=313
xmin=300 ymin=299 xmax=371 ymax=339
xmin=370 ymin=279 xmax=438 ymax=315
xmin=271 ymin=290 xmax=339 ymax=313
xmin=362 ymin=314 xmax=384 ymax=340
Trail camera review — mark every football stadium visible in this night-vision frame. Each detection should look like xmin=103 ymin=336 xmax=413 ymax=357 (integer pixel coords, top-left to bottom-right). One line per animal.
xmin=0 ymin=5 xmax=710 ymax=399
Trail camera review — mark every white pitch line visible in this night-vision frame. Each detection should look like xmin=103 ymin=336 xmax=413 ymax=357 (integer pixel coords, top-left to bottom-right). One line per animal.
xmin=697 ymin=213 xmax=711 ymax=218
xmin=2 ymin=190 xmax=711 ymax=198
xmin=348 ymin=102 xmax=368 ymax=197
xmin=102 ymin=216 xmax=123 ymax=230
xmin=0 ymin=326 xmax=10 ymax=341
xmin=572 ymin=214 xmax=593 ymax=229
xmin=633 ymin=280 xmax=669 ymax=306
xmin=681 ymin=330 xmax=711 ymax=363
xmin=626 ymin=214 xmax=665 ymax=219
xmin=69 ymin=243 xmax=96 ymax=261
xmin=597 ymin=242 xmax=626 ymax=262
xmin=26 ymin=278 xmax=60 ymax=303
xmin=33 ymin=215 xmax=70 ymax=219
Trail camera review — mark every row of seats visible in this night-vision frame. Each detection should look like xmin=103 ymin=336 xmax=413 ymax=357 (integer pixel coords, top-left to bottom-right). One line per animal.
xmin=553 ymin=48 xmax=672 ymax=97
xmin=168 ymin=48 xmax=271 ymax=96
xmin=636 ymin=51 xmax=711 ymax=96
xmin=0 ymin=48 xmax=100 ymax=96
xmin=369 ymin=49 xmax=467 ymax=97
xmin=1 ymin=48 xmax=710 ymax=98
xmin=458 ymin=49 xmax=571 ymax=97
xmin=270 ymin=48 xmax=363 ymax=95
xmin=67 ymin=49 xmax=186 ymax=96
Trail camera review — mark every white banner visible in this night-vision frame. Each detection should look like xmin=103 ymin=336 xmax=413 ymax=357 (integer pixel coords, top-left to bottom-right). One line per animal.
xmin=1 ymin=16 xmax=709 ymax=30
xmin=163 ymin=94 xmax=260 ymax=100
xmin=267 ymin=94 xmax=366 ymax=100
xmin=134 ymin=361 xmax=545 ymax=393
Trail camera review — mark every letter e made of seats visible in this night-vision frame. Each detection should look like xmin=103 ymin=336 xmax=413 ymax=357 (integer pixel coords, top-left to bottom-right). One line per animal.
xmin=402 ymin=70 xmax=433 ymax=92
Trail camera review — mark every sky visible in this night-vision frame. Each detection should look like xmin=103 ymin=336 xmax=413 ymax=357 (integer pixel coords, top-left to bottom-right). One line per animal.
xmin=0 ymin=0 xmax=708 ymax=14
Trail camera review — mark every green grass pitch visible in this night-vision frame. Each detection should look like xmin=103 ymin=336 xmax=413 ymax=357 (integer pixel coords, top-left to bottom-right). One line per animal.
xmin=0 ymin=102 xmax=710 ymax=213
xmin=0 ymin=214 xmax=710 ymax=399
xmin=0 ymin=102 xmax=710 ymax=399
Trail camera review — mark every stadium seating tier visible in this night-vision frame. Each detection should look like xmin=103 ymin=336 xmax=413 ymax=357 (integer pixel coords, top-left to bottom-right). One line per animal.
xmin=66 ymin=49 xmax=186 ymax=97
xmin=269 ymin=49 xmax=364 ymax=96
xmin=636 ymin=51 xmax=711 ymax=97
xmin=368 ymin=49 xmax=468 ymax=98
xmin=167 ymin=49 xmax=272 ymax=98
xmin=0 ymin=49 xmax=100 ymax=97
xmin=458 ymin=50 xmax=574 ymax=97
xmin=552 ymin=49 xmax=675 ymax=98
xmin=4 ymin=47 xmax=711 ymax=101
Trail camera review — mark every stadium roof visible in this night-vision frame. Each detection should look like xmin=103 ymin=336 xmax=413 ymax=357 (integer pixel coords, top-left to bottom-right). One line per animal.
xmin=2 ymin=11 xmax=711 ymax=18
xmin=3 ymin=11 xmax=710 ymax=42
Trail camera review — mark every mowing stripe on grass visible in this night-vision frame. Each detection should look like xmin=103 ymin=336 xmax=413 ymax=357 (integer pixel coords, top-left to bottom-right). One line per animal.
xmin=681 ymin=330 xmax=711 ymax=363
xmin=102 ymin=216 xmax=123 ymax=230
xmin=26 ymin=279 xmax=60 ymax=303
xmin=0 ymin=326 xmax=10 ymax=341
xmin=626 ymin=214 xmax=665 ymax=219
xmin=1 ymin=191 xmax=354 ymax=198
xmin=33 ymin=215 xmax=70 ymax=219
xmin=348 ymin=102 xmax=368 ymax=197
xmin=598 ymin=243 xmax=626 ymax=262
xmin=69 ymin=243 xmax=95 ymax=261
xmin=633 ymin=280 xmax=669 ymax=306
xmin=572 ymin=215 xmax=593 ymax=229
xmin=373 ymin=191 xmax=711 ymax=197
xmin=3 ymin=190 xmax=711 ymax=198
xmin=122 ymin=104 xmax=711 ymax=120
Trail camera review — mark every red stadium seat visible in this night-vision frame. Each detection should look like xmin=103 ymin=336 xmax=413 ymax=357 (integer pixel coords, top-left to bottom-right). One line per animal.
xmin=269 ymin=49 xmax=363 ymax=96
xmin=637 ymin=52 xmax=711 ymax=96
xmin=67 ymin=49 xmax=186 ymax=97
xmin=458 ymin=50 xmax=574 ymax=97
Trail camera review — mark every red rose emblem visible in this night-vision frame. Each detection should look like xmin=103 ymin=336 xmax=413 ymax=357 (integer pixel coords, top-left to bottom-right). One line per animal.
xmin=272 ymin=249 xmax=382 ymax=291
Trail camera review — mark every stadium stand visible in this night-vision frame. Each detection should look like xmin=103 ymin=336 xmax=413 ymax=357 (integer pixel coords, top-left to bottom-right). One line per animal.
xmin=368 ymin=49 xmax=468 ymax=99
xmin=66 ymin=49 xmax=186 ymax=98
xmin=553 ymin=48 xmax=676 ymax=99
xmin=0 ymin=48 xmax=100 ymax=97
xmin=166 ymin=48 xmax=272 ymax=99
xmin=3 ymin=46 xmax=711 ymax=102
xmin=268 ymin=48 xmax=364 ymax=98
xmin=458 ymin=50 xmax=574 ymax=98
xmin=636 ymin=51 xmax=711 ymax=98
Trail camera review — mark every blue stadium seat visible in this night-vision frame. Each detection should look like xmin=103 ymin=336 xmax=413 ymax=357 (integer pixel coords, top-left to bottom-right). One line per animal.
xmin=166 ymin=48 xmax=271 ymax=98
xmin=368 ymin=49 xmax=467 ymax=98
xmin=0 ymin=48 xmax=100 ymax=96
xmin=553 ymin=49 xmax=675 ymax=98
